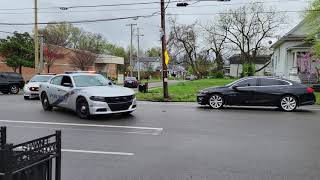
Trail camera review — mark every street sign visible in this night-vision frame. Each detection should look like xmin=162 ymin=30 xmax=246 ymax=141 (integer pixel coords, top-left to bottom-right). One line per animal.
xmin=165 ymin=50 xmax=170 ymax=65
xmin=128 ymin=66 xmax=133 ymax=71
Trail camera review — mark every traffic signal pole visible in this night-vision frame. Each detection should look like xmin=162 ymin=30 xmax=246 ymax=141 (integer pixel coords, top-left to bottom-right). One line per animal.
xmin=161 ymin=0 xmax=169 ymax=100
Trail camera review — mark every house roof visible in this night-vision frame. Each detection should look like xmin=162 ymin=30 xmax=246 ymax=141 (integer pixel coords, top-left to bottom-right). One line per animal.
xmin=271 ymin=20 xmax=308 ymax=49
xmin=228 ymin=54 xmax=271 ymax=64
xmin=289 ymin=42 xmax=313 ymax=49
xmin=95 ymin=54 xmax=124 ymax=65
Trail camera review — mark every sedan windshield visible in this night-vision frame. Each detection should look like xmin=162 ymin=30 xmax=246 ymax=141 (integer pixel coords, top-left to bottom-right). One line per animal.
xmin=30 ymin=75 xmax=53 ymax=82
xmin=73 ymin=74 xmax=110 ymax=87
xmin=225 ymin=79 xmax=244 ymax=87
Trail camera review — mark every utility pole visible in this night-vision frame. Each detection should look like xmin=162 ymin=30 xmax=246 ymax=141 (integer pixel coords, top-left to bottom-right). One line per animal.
xmin=34 ymin=0 xmax=39 ymax=73
xmin=39 ymin=35 xmax=44 ymax=73
xmin=136 ymin=27 xmax=144 ymax=81
xmin=126 ymin=23 xmax=137 ymax=77
xmin=161 ymin=0 xmax=169 ymax=99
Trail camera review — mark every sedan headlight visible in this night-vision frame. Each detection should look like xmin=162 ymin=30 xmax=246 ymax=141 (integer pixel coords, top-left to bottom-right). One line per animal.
xmin=199 ymin=90 xmax=209 ymax=94
xmin=89 ymin=96 xmax=105 ymax=102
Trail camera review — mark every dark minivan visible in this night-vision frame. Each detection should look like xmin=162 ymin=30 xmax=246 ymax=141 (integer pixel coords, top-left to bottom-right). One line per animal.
xmin=0 ymin=72 xmax=25 ymax=94
xmin=197 ymin=76 xmax=316 ymax=112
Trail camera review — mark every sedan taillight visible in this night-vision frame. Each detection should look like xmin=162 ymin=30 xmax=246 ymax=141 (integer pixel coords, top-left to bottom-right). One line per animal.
xmin=307 ymin=87 xmax=314 ymax=93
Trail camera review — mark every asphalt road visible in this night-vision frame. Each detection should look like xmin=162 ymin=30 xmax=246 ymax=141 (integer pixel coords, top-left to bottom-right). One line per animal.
xmin=1 ymin=94 xmax=320 ymax=180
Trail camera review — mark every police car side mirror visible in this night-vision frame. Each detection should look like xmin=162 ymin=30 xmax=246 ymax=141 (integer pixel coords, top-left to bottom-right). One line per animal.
xmin=62 ymin=82 xmax=73 ymax=87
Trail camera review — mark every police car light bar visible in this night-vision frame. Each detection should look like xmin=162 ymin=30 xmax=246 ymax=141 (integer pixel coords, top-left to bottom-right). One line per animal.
xmin=65 ymin=71 xmax=96 ymax=74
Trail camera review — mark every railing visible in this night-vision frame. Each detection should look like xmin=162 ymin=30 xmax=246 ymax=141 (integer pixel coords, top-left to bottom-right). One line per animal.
xmin=0 ymin=127 xmax=6 ymax=149
xmin=0 ymin=127 xmax=61 ymax=180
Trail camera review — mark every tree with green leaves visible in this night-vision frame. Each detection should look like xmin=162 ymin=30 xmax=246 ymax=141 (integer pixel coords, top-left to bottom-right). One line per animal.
xmin=0 ymin=32 xmax=34 ymax=74
xmin=146 ymin=47 xmax=161 ymax=57
xmin=306 ymin=0 xmax=320 ymax=56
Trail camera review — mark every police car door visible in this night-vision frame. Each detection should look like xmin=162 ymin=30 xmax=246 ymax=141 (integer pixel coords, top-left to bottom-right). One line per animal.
xmin=48 ymin=75 xmax=63 ymax=104
xmin=56 ymin=75 xmax=74 ymax=108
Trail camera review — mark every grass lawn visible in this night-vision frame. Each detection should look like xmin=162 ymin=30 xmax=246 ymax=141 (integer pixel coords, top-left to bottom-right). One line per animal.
xmin=137 ymin=78 xmax=236 ymax=102
xmin=316 ymin=92 xmax=320 ymax=105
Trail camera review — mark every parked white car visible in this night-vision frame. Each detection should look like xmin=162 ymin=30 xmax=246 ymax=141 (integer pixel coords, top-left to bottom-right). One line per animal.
xmin=23 ymin=74 xmax=54 ymax=99
xmin=39 ymin=72 xmax=136 ymax=119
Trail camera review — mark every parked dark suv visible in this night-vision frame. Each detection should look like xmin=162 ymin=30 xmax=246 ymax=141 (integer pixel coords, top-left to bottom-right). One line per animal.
xmin=0 ymin=72 xmax=25 ymax=94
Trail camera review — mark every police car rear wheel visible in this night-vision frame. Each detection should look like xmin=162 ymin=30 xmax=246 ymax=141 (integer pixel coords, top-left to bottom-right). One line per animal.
xmin=76 ymin=97 xmax=90 ymax=119
xmin=41 ymin=93 xmax=53 ymax=111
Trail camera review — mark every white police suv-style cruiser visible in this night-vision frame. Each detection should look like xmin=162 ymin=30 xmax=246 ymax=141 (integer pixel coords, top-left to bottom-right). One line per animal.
xmin=39 ymin=72 xmax=136 ymax=119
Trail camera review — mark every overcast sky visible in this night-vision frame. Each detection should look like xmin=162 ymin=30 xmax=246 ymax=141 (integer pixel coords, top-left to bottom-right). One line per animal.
xmin=0 ymin=0 xmax=311 ymax=50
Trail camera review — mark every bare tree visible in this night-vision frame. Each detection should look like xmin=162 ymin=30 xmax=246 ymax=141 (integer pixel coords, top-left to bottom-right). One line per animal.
xmin=201 ymin=21 xmax=228 ymax=71
xmin=217 ymin=2 xmax=285 ymax=75
xmin=70 ymin=50 xmax=96 ymax=71
xmin=44 ymin=45 xmax=65 ymax=73
xmin=168 ymin=19 xmax=199 ymax=76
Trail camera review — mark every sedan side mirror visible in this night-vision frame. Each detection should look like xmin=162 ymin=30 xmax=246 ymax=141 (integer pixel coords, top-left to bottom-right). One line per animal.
xmin=62 ymin=82 xmax=73 ymax=87
xmin=26 ymin=80 xmax=30 ymax=84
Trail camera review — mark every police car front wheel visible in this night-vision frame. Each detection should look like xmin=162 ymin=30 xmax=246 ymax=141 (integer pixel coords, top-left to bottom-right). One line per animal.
xmin=76 ymin=97 xmax=91 ymax=119
xmin=41 ymin=93 xmax=53 ymax=111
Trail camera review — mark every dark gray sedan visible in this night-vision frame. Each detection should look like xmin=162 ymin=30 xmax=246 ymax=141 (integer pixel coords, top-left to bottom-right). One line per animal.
xmin=197 ymin=77 xmax=316 ymax=112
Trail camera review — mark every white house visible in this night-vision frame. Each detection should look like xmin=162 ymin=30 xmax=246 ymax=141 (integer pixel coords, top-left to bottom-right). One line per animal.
xmin=132 ymin=57 xmax=161 ymax=72
xmin=228 ymin=54 xmax=271 ymax=77
xmin=270 ymin=20 xmax=320 ymax=83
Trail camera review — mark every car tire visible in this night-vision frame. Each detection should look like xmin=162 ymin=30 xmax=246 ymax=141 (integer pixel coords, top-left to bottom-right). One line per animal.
xmin=208 ymin=94 xmax=224 ymax=109
xmin=9 ymin=85 xmax=19 ymax=94
xmin=1 ymin=91 xmax=9 ymax=94
xmin=280 ymin=95 xmax=297 ymax=112
xmin=76 ymin=97 xmax=91 ymax=119
xmin=41 ymin=93 xmax=53 ymax=111
xmin=24 ymin=96 xmax=29 ymax=100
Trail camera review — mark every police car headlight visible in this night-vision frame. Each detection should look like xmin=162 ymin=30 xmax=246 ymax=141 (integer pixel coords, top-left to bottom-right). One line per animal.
xmin=89 ymin=96 xmax=105 ymax=102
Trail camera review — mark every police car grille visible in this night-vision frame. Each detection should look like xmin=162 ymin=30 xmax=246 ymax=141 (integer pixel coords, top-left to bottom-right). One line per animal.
xmin=108 ymin=102 xmax=132 ymax=111
xmin=105 ymin=95 xmax=133 ymax=103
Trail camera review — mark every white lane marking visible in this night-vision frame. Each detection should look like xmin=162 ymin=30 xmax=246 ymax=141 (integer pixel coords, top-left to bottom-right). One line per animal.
xmin=6 ymin=125 xmax=161 ymax=136
xmin=62 ymin=149 xmax=134 ymax=156
xmin=0 ymin=120 xmax=163 ymax=131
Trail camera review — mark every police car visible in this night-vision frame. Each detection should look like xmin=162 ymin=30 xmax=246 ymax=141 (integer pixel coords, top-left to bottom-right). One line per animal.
xmin=23 ymin=74 xmax=55 ymax=99
xmin=39 ymin=72 xmax=136 ymax=119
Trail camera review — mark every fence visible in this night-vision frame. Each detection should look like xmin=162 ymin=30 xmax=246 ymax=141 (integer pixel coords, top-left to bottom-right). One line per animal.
xmin=0 ymin=127 xmax=6 ymax=149
xmin=0 ymin=126 xmax=61 ymax=180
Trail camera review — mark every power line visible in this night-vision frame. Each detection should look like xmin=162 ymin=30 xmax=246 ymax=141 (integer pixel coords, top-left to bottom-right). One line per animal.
xmin=0 ymin=8 xmax=314 ymax=26
xmin=0 ymin=0 xmax=308 ymax=12
xmin=0 ymin=1 xmax=181 ymax=11
xmin=0 ymin=13 xmax=159 ymax=26
xmin=166 ymin=9 xmax=318 ymax=16
xmin=0 ymin=30 xmax=15 ymax=34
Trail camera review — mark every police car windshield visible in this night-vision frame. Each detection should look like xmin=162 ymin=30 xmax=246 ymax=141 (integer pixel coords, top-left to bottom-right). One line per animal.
xmin=30 ymin=75 xmax=53 ymax=82
xmin=73 ymin=74 xmax=110 ymax=87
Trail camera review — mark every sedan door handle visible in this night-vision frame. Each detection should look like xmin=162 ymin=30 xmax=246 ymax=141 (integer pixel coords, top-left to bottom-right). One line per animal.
xmin=57 ymin=89 xmax=61 ymax=92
